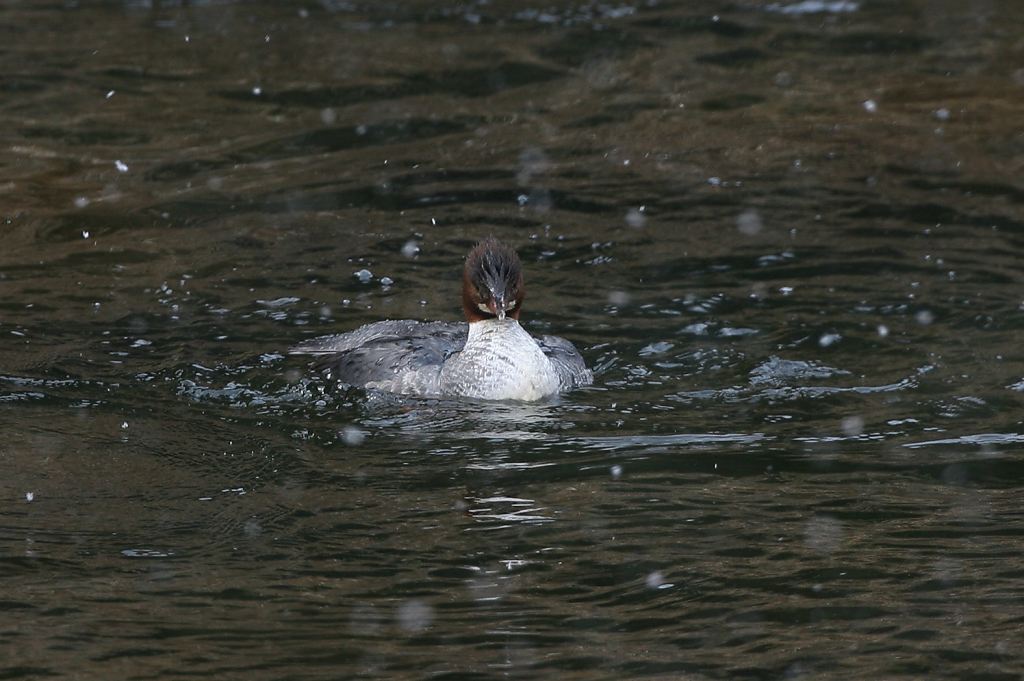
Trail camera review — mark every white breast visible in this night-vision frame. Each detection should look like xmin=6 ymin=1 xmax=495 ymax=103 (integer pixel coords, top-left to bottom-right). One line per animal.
xmin=438 ymin=319 xmax=561 ymax=401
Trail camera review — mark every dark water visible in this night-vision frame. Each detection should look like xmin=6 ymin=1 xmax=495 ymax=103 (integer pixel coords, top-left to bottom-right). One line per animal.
xmin=3 ymin=1 xmax=1024 ymax=679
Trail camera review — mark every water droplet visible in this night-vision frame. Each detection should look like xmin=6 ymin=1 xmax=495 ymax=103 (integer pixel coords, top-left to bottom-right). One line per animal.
xmin=863 ymin=99 xmax=878 ymax=113
xmin=354 ymin=269 xmax=373 ymax=283
xmin=645 ymin=571 xmax=674 ymax=590
xmin=610 ymin=464 xmax=623 ymax=479
xmin=818 ymin=332 xmax=841 ymax=347
xmin=396 ymin=599 xmax=433 ymax=633
xmin=340 ymin=426 xmax=366 ymax=446
xmin=841 ymin=415 xmax=864 ymax=436
xmin=607 ymin=290 xmax=630 ymax=307
xmin=736 ymin=209 xmax=763 ymax=235
xmin=115 ymin=160 xmax=129 ymax=173
xmin=624 ymin=207 xmax=646 ymax=229
xmin=805 ymin=515 xmax=843 ymax=554
xmin=401 ymin=240 xmax=420 ymax=258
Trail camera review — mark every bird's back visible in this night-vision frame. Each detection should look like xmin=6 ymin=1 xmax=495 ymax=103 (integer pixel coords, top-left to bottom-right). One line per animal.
xmin=290 ymin=320 xmax=467 ymax=389
xmin=537 ymin=334 xmax=593 ymax=391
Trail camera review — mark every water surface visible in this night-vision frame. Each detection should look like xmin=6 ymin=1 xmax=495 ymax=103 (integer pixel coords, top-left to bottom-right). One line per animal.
xmin=2 ymin=1 xmax=1024 ymax=679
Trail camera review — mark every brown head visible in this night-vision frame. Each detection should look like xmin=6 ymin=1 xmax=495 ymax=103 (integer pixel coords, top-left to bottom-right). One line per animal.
xmin=461 ymin=237 xmax=525 ymax=323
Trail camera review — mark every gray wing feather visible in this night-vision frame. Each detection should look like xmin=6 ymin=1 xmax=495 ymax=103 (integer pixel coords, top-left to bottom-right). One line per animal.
xmin=537 ymin=334 xmax=593 ymax=390
xmin=290 ymin=320 xmax=467 ymax=388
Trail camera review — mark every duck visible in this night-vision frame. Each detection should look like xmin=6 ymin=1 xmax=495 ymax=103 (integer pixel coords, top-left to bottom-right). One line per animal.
xmin=289 ymin=237 xmax=592 ymax=401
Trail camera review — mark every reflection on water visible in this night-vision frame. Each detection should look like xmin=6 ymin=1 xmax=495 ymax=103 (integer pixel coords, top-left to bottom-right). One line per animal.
xmin=2 ymin=0 xmax=1024 ymax=679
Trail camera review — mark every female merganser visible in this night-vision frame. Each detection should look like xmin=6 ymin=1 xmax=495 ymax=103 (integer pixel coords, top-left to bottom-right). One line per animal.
xmin=290 ymin=238 xmax=592 ymax=401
